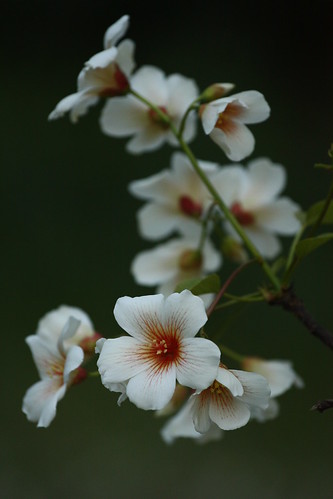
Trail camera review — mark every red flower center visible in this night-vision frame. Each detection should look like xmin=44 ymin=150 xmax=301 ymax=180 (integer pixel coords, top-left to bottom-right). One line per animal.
xmin=147 ymin=106 xmax=170 ymax=129
xmin=231 ymin=202 xmax=254 ymax=226
xmin=179 ymin=195 xmax=203 ymax=218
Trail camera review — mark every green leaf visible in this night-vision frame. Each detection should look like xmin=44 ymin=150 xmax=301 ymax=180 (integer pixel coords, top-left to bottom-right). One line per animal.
xmin=314 ymin=163 xmax=333 ymax=171
xmin=306 ymin=200 xmax=333 ymax=226
xmin=295 ymin=233 xmax=333 ymax=260
xmin=174 ymin=273 xmax=220 ymax=295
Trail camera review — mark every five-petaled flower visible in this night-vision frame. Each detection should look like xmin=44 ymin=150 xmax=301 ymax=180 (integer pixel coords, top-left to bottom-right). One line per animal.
xmin=214 ymin=157 xmax=301 ymax=258
xmin=100 ymin=66 xmax=199 ymax=153
xmin=22 ymin=314 xmax=91 ymax=428
xmin=48 ymin=15 xmax=135 ymax=123
xmin=96 ymin=291 xmax=221 ymax=411
xmin=200 ymin=90 xmax=270 ymax=161
xmin=129 ymin=152 xmax=219 ymax=240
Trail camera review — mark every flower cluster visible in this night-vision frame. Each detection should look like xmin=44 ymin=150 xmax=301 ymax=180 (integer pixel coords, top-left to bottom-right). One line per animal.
xmin=22 ymin=15 xmax=311 ymax=444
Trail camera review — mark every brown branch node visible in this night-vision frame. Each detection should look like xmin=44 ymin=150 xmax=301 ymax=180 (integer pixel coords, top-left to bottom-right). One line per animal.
xmin=311 ymin=399 xmax=333 ymax=413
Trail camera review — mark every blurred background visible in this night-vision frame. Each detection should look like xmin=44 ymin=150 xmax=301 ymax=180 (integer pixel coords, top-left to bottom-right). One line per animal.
xmin=2 ymin=1 xmax=333 ymax=497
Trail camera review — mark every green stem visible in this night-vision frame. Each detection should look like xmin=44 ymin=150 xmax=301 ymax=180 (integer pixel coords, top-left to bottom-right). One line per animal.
xmin=88 ymin=371 xmax=100 ymax=378
xmin=198 ymin=202 xmax=217 ymax=251
xmin=309 ymin=175 xmax=333 ymax=235
xmin=178 ymin=98 xmax=201 ymax=138
xmin=130 ymin=89 xmax=280 ymax=290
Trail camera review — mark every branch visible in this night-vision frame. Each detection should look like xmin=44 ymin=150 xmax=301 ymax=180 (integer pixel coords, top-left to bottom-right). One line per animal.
xmin=269 ymin=286 xmax=333 ymax=350
xmin=311 ymin=399 xmax=333 ymax=413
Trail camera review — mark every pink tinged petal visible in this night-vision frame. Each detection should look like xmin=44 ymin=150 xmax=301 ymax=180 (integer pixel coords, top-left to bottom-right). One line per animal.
xmin=192 ymin=392 xmax=212 ymax=433
xmin=255 ymin=198 xmax=301 ymax=235
xmin=136 ymin=203 xmax=180 ymax=240
xmin=251 ymin=398 xmax=280 ymax=422
xmin=245 ymin=158 xmax=287 ymax=206
xmin=131 ymin=244 xmax=179 ymax=286
xmin=126 ymin=364 xmax=177 ymax=410
xmin=131 ymin=65 xmax=168 ymax=105
xmin=103 ymin=15 xmax=130 ymax=49
xmin=167 ymin=74 xmax=199 ymax=116
xmin=230 ymin=90 xmax=270 ymax=124
xmin=22 ymin=379 xmax=66 ymax=428
xmin=231 ymin=370 xmax=270 ymax=409
xmin=100 ymin=97 xmax=145 ymax=136
xmin=97 ymin=337 xmax=149 ymax=384
xmin=113 ymin=294 xmax=166 ymax=341
xmin=176 ymin=337 xmax=220 ymax=390
xmin=63 ymin=345 xmax=84 ymax=384
xmin=208 ymin=388 xmax=251 ymax=430
xmin=126 ymin=127 xmax=168 ymax=154
xmin=25 ymin=335 xmax=63 ymax=379
xmin=216 ymin=367 xmax=244 ymax=396
xmin=201 ymin=101 xmax=228 ymax=134
xmin=163 ymin=290 xmax=208 ymax=339
xmin=243 ymin=227 xmax=281 ymax=259
xmin=213 ymin=166 xmax=248 ymax=206
xmin=116 ymin=39 xmax=136 ymax=77
xmin=209 ymin=123 xmax=255 ymax=162
xmin=86 ymin=46 xmax=118 ymax=69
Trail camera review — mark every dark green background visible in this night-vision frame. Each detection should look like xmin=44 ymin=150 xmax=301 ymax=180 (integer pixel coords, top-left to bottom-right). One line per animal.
xmin=3 ymin=1 xmax=333 ymax=497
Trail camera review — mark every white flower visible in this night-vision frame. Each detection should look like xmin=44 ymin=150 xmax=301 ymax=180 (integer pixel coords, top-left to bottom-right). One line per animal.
xmin=97 ymin=291 xmax=221 ymax=411
xmin=200 ymin=90 xmax=270 ymax=161
xmin=242 ymin=357 xmax=304 ymax=422
xmin=100 ymin=65 xmax=199 ymax=153
xmin=190 ymin=365 xmax=270 ymax=432
xmin=129 ymin=152 xmax=219 ymax=240
xmin=161 ymin=399 xmax=223 ymax=445
xmin=214 ymin=158 xmax=301 ymax=258
xmin=22 ymin=317 xmax=86 ymax=428
xmin=48 ymin=15 xmax=135 ymax=123
xmin=131 ymin=237 xmax=222 ymax=297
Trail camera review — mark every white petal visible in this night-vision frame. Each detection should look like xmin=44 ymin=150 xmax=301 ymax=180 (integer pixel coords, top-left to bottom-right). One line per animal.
xmin=95 ymin=337 xmax=106 ymax=354
xmin=167 ymin=74 xmax=199 ymax=116
xmin=97 ymin=337 xmax=149 ymax=383
xmin=126 ymin=127 xmax=167 ymax=154
xmin=209 ymin=123 xmax=255 ymax=162
xmin=163 ymin=290 xmax=208 ymax=339
xmin=129 ymin=169 xmax=174 ymax=202
xmin=136 ymin=203 xmax=181 ymax=240
xmin=202 ymin=237 xmax=222 ymax=272
xmin=48 ymin=92 xmax=98 ymax=123
xmin=86 ymin=46 xmax=118 ymax=69
xmin=25 ymin=335 xmax=62 ymax=379
xmin=251 ymin=398 xmax=280 ymax=422
xmin=176 ymin=337 xmax=220 ymax=390
xmin=100 ymin=97 xmax=145 ymax=137
xmin=131 ymin=65 xmax=168 ymax=105
xmin=131 ymin=243 xmax=179 ymax=286
xmin=255 ymin=198 xmax=301 ymax=235
xmin=244 ymin=158 xmax=286 ymax=208
xmin=243 ymin=227 xmax=281 ymax=259
xmin=231 ymin=90 xmax=270 ymax=124
xmin=216 ymin=367 xmax=244 ymax=396
xmin=161 ymin=397 xmax=202 ymax=443
xmin=209 ymin=389 xmax=251 ymax=430
xmin=63 ymin=345 xmax=84 ymax=384
xmin=115 ymin=39 xmax=136 ymax=77
xmin=22 ymin=379 xmax=66 ymax=428
xmin=201 ymin=100 xmax=228 ymax=135
xmin=192 ymin=393 xmax=212 ymax=433
xmin=231 ymin=370 xmax=270 ymax=409
xmin=213 ymin=165 xmax=248 ymax=206
xmin=113 ymin=294 xmax=166 ymax=341
xmin=103 ymin=15 xmax=130 ymax=49
xmin=126 ymin=364 xmax=177 ymax=410
xmin=57 ymin=316 xmax=81 ymax=354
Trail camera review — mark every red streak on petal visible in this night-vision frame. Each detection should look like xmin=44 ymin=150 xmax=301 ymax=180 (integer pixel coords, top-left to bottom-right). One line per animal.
xmin=215 ymin=102 xmax=243 ymax=135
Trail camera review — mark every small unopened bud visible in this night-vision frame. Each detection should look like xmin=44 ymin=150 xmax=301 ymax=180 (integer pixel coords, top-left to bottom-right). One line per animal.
xmin=79 ymin=332 xmax=103 ymax=356
xmin=200 ymin=83 xmax=235 ymax=103
xmin=70 ymin=367 xmax=88 ymax=386
xmin=179 ymin=249 xmax=203 ymax=271
xmin=222 ymin=236 xmax=248 ymax=264
xmin=179 ymin=195 xmax=203 ymax=218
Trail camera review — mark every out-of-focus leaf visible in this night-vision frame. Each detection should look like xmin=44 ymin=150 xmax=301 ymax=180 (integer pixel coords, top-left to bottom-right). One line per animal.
xmin=174 ymin=274 xmax=220 ymax=295
xmin=305 ymin=200 xmax=333 ymax=226
xmin=314 ymin=163 xmax=333 ymax=170
xmin=295 ymin=233 xmax=333 ymax=260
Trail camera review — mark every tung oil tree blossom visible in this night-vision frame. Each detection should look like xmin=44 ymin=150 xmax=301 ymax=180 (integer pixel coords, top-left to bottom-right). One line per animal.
xmin=23 ymin=15 xmax=333 ymax=442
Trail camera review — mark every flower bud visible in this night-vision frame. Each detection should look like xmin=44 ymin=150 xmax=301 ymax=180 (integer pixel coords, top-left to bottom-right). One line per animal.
xmin=178 ymin=249 xmax=203 ymax=271
xmin=200 ymin=82 xmax=235 ymax=103
xmin=221 ymin=236 xmax=248 ymax=264
xmin=79 ymin=332 xmax=103 ymax=356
